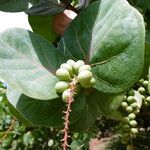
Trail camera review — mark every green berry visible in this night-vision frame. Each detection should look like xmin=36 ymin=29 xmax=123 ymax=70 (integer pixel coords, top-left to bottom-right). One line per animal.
xmin=55 ymin=81 xmax=69 ymax=93
xmin=129 ymin=120 xmax=137 ymax=127
xmin=130 ymin=102 xmax=138 ymax=109
xmin=73 ymin=60 xmax=85 ymax=74
xmin=78 ymin=70 xmax=93 ymax=84
xmin=127 ymin=96 xmax=136 ymax=103
xmin=143 ymin=80 xmax=149 ymax=87
xmin=60 ymin=63 xmax=73 ymax=76
xmin=128 ymin=89 xmax=134 ymax=96
xmin=80 ymin=83 xmax=92 ymax=88
xmin=122 ymin=133 xmax=130 ymax=138
xmin=122 ymin=117 xmax=129 ymax=124
xmin=62 ymin=90 xmax=72 ymax=102
xmin=121 ymin=139 xmax=129 ymax=144
xmin=78 ymin=65 xmax=91 ymax=72
xmin=121 ymin=102 xmax=128 ymax=109
xmin=90 ymin=77 xmax=96 ymax=86
xmin=80 ymin=77 xmax=95 ymax=88
xmin=126 ymin=106 xmax=133 ymax=113
xmin=122 ymin=136 xmax=129 ymax=141
xmin=138 ymin=79 xmax=144 ymax=84
xmin=127 ymin=145 xmax=132 ymax=150
xmin=123 ymin=95 xmax=127 ymax=101
xmin=67 ymin=59 xmax=76 ymax=67
xmin=131 ymin=128 xmax=138 ymax=134
xmin=146 ymin=96 xmax=150 ymax=103
xmin=138 ymin=87 xmax=145 ymax=94
xmin=56 ymin=68 xmax=71 ymax=81
xmin=128 ymin=113 xmax=136 ymax=120
xmin=133 ymin=108 xmax=140 ymax=115
xmin=144 ymin=101 xmax=149 ymax=106
xmin=122 ymin=124 xmax=130 ymax=131
xmin=141 ymin=95 xmax=145 ymax=100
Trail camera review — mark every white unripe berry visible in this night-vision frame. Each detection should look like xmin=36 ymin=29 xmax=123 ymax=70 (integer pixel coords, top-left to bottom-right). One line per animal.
xmin=146 ymin=96 xmax=150 ymax=102
xmin=130 ymin=102 xmax=138 ymax=109
xmin=73 ymin=60 xmax=85 ymax=74
xmin=126 ymin=106 xmax=133 ymax=113
xmin=56 ymin=68 xmax=71 ymax=81
xmin=121 ymin=102 xmax=128 ymax=108
xmin=143 ymin=80 xmax=149 ymax=87
xmin=60 ymin=63 xmax=73 ymax=76
xmin=129 ymin=120 xmax=137 ymax=127
xmin=90 ymin=77 xmax=96 ymax=86
xmin=131 ymin=128 xmax=138 ymax=134
xmin=128 ymin=113 xmax=136 ymax=120
xmin=138 ymin=87 xmax=145 ymax=94
xmin=78 ymin=70 xmax=93 ymax=84
xmin=62 ymin=89 xmax=72 ymax=102
xmin=127 ymin=96 xmax=136 ymax=103
xmin=67 ymin=59 xmax=76 ymax=67
xmin=78 ymin=65 xmax=91 ymax=73
xmin=55 ymin=81 xmax=69 ymax=93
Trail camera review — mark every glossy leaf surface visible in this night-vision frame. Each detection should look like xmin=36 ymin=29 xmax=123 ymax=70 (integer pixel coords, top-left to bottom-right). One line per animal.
xmin=58 ymin=0 xmax=145 ymax=94
xmin=0 ymin=28 xmax=62 ymax=100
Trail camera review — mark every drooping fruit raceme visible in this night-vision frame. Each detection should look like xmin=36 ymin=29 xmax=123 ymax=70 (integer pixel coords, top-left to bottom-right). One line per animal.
xmin=137 ymin=78 xmax=150 ymax=106
xmin=119 ymin=89 xmax=139 ymax=144
xmin=55 ymin=59 xmax=95 ymax=102
xmin=55 ymin=60 xmax=95 ymax=149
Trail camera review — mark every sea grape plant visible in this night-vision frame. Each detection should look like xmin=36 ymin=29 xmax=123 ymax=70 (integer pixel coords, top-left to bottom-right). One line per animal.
xmin=0 ymin=0 xmax=146 ymax=149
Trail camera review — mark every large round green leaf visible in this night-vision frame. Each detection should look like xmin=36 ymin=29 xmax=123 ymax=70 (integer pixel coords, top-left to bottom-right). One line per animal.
xmin=70 ymin=91 xmax=99 ymax=131
xmin=58 ymin=0 xmax=145 ymax=94
xmin=0 ymin=28 xmax=63 ymax=100
xmin=70 ymin=90 xmax=124 ymax=131
xmin=93 ymin=91 xmax=125 ymax=116
xmin=0 ymin=0 xmax=28 ymax=12
xmin=6 ymin=86 xmax=86 ymax=128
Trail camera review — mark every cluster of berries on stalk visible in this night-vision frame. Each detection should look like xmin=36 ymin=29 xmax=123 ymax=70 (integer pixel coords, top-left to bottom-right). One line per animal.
xmin=119 ymin=89 xmax=139 ymax=144
xmin=137 ymin=79 xmax=150 ymax=106
xmin=55 ymin=59 xmax=95 ymax=150
xmin=55 ymin=59 xmax=95 ymax=101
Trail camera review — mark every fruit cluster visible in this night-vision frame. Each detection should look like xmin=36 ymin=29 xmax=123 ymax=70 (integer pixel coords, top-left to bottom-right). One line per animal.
xmin=55 ymin=60 xmax=95 ymax=101
xmin=119 ymin=90 xmax=139 ymax=144
xmin=137 ymin=79 xmax=150 ymax=106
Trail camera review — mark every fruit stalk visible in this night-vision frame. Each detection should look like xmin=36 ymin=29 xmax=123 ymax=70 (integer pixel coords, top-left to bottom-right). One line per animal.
xmin=62 ymin=81 xmax=76 ymax=150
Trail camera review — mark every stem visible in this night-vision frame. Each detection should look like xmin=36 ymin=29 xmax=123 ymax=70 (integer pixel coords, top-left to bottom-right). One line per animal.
xmin=62 ymin=80 xmax=77 ymax=150
xmin=62 ymin=95 xmax=73 ymax=150
xmin=60 ymin=0 xmax=79 ymax=14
